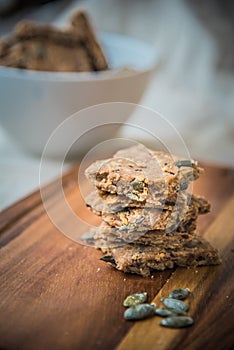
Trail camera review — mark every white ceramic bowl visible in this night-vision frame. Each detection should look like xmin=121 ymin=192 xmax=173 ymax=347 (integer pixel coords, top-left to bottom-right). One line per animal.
xmin=0 ymin=32 xmax=158 ymax=157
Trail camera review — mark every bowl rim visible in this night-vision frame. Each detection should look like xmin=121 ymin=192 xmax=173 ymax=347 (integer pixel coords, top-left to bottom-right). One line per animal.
xmin=0 ymin=31 xmax=159 ymax=82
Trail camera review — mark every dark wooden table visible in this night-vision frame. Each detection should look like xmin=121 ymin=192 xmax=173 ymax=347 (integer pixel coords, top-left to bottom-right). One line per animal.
xmin=0 ymin=164 xmax=234 ymax=350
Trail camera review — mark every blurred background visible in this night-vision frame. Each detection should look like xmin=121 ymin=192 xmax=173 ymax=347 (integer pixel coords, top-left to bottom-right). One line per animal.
xmin=0 ymin=0 xmax=233 ymax=209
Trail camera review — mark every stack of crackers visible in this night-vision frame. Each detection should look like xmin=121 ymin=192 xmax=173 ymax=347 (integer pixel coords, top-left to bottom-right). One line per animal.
xmin=84 ymin=145 xmax=220 ymax=276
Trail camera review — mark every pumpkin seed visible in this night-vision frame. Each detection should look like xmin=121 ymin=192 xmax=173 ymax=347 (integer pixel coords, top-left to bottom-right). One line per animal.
xmin=161 ymin=298 xmax=189 ymax=313
xmin=130 ymin=180 xmax=145 ymax=192
xmin=124 ymin=304 xmax=155 ymax=320
xmin=81 ymin=232 xmax=94 ymax=242
xmin=135 ymin=216 xmax=145 ymax=225
xmin=179 ymin=182 xmax=189 ymax=191
xmin=35 ymin=44 xmax=45 ymax=60
xmin=118 ymin=225 xmax=130 ymax=232
xmin=155 ymin=308 xmax=180 ymax=317
xmin=123 ymin=292 xmax=148 ymax=307
xmin=128 ymin=193 xmax=140 ymax=200
xmin=118 ymin=215 xmax=145 ymax=231
xmin=160 ymin=316 xmax=194 ymax=328
xmin=175 ymin=160 xmax=195 ymax=168
xmin=100 ymin=255 xmax=116 ymax=266
xmin=169 ymin=288 xmax=190 ymax=300
xmin=155 ymin=307 xmax=186 ymax=317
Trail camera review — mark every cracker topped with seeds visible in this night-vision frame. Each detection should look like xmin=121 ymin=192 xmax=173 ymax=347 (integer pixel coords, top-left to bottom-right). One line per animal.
xmin=87 ymin=222 xmax=200 ymax=249
xmin=85 ymin=145 xmax=203 ymax=203
xmin=0 ymin=10 xmax=108 ymax=72
xmin=86 ymin=191 xmax=210 ymax=233
xmin=84 ymin=144 xmax=220 ymax=276
xmin=85 ymin=189 xmax=187 ymax=212
xmin=100 ymin=237 xmax=221 ymax=277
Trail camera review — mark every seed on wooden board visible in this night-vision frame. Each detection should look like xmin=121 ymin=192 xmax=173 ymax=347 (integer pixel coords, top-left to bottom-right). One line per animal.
xmin=155 ymin=307 xmax=186 ymax=317
xmin=160 ymin=316 xmax=194 ymax=328
xmin=161 ymin=298 xmax=189 ymax=313
xmin=123 ymin=292 xmax=148 ymax=307
xmin=155 ymin=308 xmax=180 ymax=317
xmin=124 ymin=304 xmax=155 ymax=320
xmin=169 ymin=288 xmax=190 ymax=300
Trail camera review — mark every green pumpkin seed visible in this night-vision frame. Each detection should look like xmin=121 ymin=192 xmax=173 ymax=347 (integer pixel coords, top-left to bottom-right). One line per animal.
xmin=179 ymin=182 xmax=189 ymax=191
xmin=169 ymin=288 xmax=190 ymax=300
xmin=123 ymin=292 xmax=148 ymax=307
xmin=128 ymin=193 xmax=140 ymax=201
xmin=155 ymin=308 xmax=180 ymax=317
xmin=135 ymin=216 xmax=145 ymax=225
xmin=130 ymin=180 xmax=145 ymax=192
xmin=81 ymin=232 xmax=94 ymax=242
xmin=100 ymin=255 xmax=116 ymax=266
xmin=160 ymin=316 xmax=194 ymax=328
xmin=118 ymin=225 xmax=130 ymax=232
xmin=118 ymin=215 xmax=145 ymax=232
xmin=175 ymin=160 xmax=195 ymax=168
xmin=155 ymin=307 xmax=186 ymax=317
xmin=161 ymin=298 xmax=189 ymax=312
xmin=124 ymin=304 xmax=155 ymax=320
xmin=35 ymin=44 xmax=45 ymax=60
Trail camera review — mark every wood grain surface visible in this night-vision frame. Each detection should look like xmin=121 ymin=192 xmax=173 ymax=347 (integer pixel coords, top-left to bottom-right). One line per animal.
xmin=0 ymin=164 xmax=233 ymax=350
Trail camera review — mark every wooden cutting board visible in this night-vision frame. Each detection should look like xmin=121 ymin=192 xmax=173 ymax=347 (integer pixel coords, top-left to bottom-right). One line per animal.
xmin=0 ymin=164 xmax=234 ymax=350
